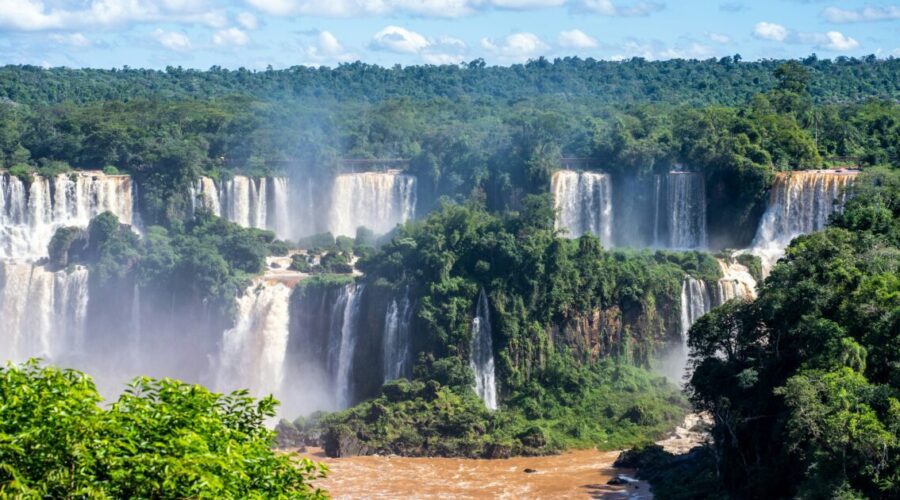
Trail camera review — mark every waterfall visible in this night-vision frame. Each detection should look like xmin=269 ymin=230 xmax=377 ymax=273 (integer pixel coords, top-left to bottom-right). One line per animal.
xmin=0 ymin=171 xmax=134 ymax=260
xmin=470 ymin=289 xmax=498 ymax=411
xmin=680 ymin=276 xmax=712 ymax=342
xmin=664 ymin=172 xmax=707 ymax=249
xmin=714 ymin=258 xmax=758 ymax=305
xmin=216 ymin=279 xmax=293 ymax=398
xmin=328 ymin=171 xmax=417 ymax=237
xmin=0 ymin=261 xmax=89 ymax=362
xmin=192 ymin=175 xmax=293 ymax=239
xmin=334 ymin=284 xmax=365 ymax=408
xmin=751 ymin=170 xmax=858 ymax=276
xmin=551 ymin=170 xmax=613 ymax=245
xmin=383 ymin=290 xmax=413 ymax=382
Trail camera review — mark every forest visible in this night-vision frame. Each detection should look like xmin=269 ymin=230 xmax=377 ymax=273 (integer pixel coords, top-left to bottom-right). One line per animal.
xmin=0 ymin=56 xmax=898 ymax=498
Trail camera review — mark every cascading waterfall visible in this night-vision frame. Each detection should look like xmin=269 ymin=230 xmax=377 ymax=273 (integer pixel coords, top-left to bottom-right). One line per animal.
xmin=664 ymin=172 xmax=707 ymax=249
xmin=0 ymin=171 xmax=134 ymax=260
xmin=0 ymin=261 xmax=89 ymax=362
xmin=751 ymin=170 xmax=858 ymax=276
xmin=191 ymin=175 xmax=290 ymax=237
xmin=470 ymin=289 xmax=498 ymax=411
xmin=216 ymin=279 xmax=293 ymax=399
xmin=328 ymin=171 xmax=417 ymax=237
xmin=714 ymin=258 xmax=758 ymax=305
xmin=551 ymin=170 xmax=613 ymax=245
xmin=680 ymin=276 xmax=712 ymax=341
xmin=334 ymin=284 xmax=365 ymax=408
xmin=382 ymin=290 xmax=413 ymax=382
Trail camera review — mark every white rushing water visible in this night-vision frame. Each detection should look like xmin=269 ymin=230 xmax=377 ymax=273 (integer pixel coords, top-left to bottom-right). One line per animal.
xmin=470 ymin=288 xmax=498 ymax=411
xmin=192 ymin=175 xmax=291 ymax=237
xmin=0 ymin=171 xmax=135 ymax=260
xmin=335 ymin=283 xmax=365 ymax=408
xmin=665 ymin=172 xmax=707 ymax=250
xmin=383 ymin=290 xmax=413 ymax=382
xmin=680 ymin=276 xmax=712 ymax=342
xmin=0 ymin=261 xmax=89 ymax=362
xmin=750 ymin=170 xmax=858 ymax=276
xmin=216 ymin=279 xmax=293 ymax=399
xmin=551 ymin=170 xmax=613 ymax=245
xmin=714 ymin=258 xmax=758 ymax=305
xmin=328 ymin=171 xmax=417 ymax=237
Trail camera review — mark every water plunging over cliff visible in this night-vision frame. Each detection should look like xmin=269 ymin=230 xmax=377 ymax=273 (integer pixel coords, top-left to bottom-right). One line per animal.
xmin=751 ymin=170 xmax=858 ymax=275
xmin=551 ymin=170 xmax=613 ymax=245
xmin=0 ymin=172 xmax=134 ymax=260
xmin=0 ymin=261 xmax=89 ymax=362
xmin=680 ymin=277 xmax=712 ymax=342
xmin=714 ymin=258 xmax=758 ymax=305
xmin=383 ymin=290 xmax=413 ymax=382
xmin=661 ymin=172 xmax=707 ymax=250
xmin=192 ymin=176 xmax=291 ymax=238
xmin=334 ymin=284 xmax=365 ymax=408
xmin=470 ymin=289 xmax=498 ymax=411
xmin=328 ymin=171 xmax=417 ymax=237
xmin=216 ymin=279 xmax=293 ymax=399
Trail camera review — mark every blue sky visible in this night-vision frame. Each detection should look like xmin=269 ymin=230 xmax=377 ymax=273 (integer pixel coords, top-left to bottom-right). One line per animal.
xmin=0 ymin=1 xmax=898 ymax=69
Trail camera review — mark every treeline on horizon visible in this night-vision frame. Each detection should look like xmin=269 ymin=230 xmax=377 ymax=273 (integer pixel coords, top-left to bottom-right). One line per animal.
xmin=1 ymin=55 xmax=898 ymax=105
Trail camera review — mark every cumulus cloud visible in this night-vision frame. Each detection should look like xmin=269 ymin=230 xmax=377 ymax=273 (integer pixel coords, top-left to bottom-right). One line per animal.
xmin=304 ymin=30 xmax=355 ymax=63
xmin=611 ymin=39 xmax=714 ymax=60
xmin=580 ymin=0 xmax=664 ymax=16
xmin=0 ymin=0 xmax=225 ymax=31
xmin=49 ymin=32 xmax=92 ymax=47
xmin=153 ymin=28 xmax=191 ymax=51
xmin=803 ymin=31 xmax=859 ymax=51
xmin=481 ymin=32 xmax=549 ymax=62
xmin=557 ymin=29 xmax=598 ymax=49
xmin=822 ymin=6 xmax=900 ymax=23
xmin=244 ymin=0 xmax=585 ymax=18
xmin=213 ymin=28 xmax=249 ymax=47
xmin=371 ymin=26 xmax=430 ymax=54
xmin=753 ymin=21 xmax=788 ymax=41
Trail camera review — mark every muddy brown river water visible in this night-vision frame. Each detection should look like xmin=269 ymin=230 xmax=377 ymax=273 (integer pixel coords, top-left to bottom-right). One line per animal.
xmin=302 ymin=448 xmax=651 ymax=499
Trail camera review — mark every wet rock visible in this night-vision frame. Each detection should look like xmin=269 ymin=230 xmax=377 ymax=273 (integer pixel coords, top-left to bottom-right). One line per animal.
xmin=607 ymin=474 xmax=639 ymax=486
xmin=482 ymin=443 xmax=512 ymax=459
xmin=275 ymin=419 xmax=307 ymax=451
xmin=324 ymin=425 xmax=370 ymax=458
xmin=523 ymin=468 xmax=537 ymax=474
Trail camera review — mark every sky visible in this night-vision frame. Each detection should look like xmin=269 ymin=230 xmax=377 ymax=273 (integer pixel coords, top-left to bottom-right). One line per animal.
xmin=0 ymin=0 xmax=898 ymax=69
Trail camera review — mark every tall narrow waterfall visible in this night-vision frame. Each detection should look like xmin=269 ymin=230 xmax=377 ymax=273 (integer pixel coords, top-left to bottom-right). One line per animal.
xmin=0 ymin=171 xmax=134 ymax=260
xmin=0 ymin=261 xmax=89 ymax=362
xmin=663 ymin=172 xmax=707 ymax=249
xmin=714 ymin=258 xmax=758 ymax=305
xmin=216 ymin=279 xmax=293 ymax=398
xmin=191 ymin=176 xmax=291 ymax=238
xmin=680 ymin=277 xmax=712 ymax=341
xmin=751 ymin=170 xmax=858 ymax=275
xmin=551 ymin=170 xmax=613 ymax=245
xmin=328 ymin=171 xmax=417 ymax=237
xmin=383 ymin=290 xmax=413 ymax=382
xmin=334 ymin=284 xmax=365 ymax=408
xmin=470 ymin=289 xmax=498 ymax=411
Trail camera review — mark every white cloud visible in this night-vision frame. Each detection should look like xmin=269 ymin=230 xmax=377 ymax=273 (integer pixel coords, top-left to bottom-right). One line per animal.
xmin=304 ymin=30 xmax=355 ymax=64
xmin=371 ymin=26 xmax=430 ymax=54
xmin=492 ymin=0 xmax=566 ymax=8
xmin=557 ymin=29 xmax=598 ymax=48
xmin=815 ymin=31 xmax=860 ymax=51
xmin=422 ymin=52 xmax=466 ymax=64
xmin=753 ymin=22 xmax=788 ymax=42
xmin=49 ymin=32 xmax=91 ymax=47
xmin=236 ymin=11 xmax=258 ymax=29
xmin=245 ymin=0 xmax=297 ymax=15
xmin=658 ymin=42 xmax=714 ymax=59
xmin=153 ymin=28 xmax=191 ymax=51
xmin=611 ymin=39 xmax=714 ymax=60
xmin=581 ymin=0 xmax=664 ymax=16
xmin=481 ymin=32 xmax=549 ymax=61
xmin=0 ymin=0 xmax=225 ymax=31
xmin=243 ymin=0 xmax=586 ymax=18
xmin=709 ymin=33 xmax=731 ymax=44
xmin=822 ymin=6 xmax=900 ymax=23
xmin=213 ymin=27 xmax=249 ymax=47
